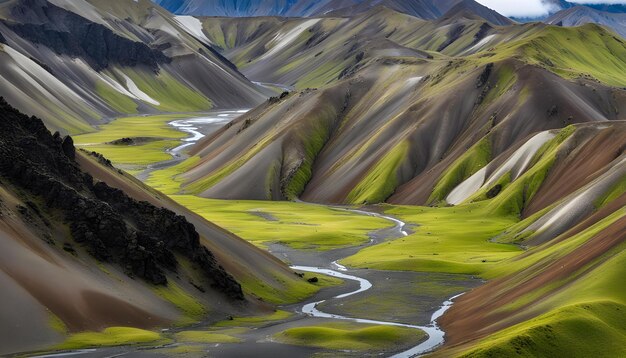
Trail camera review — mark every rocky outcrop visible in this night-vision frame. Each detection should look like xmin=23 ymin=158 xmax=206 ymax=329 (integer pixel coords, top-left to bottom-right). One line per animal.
xmin=0 ymin=97 xmax=243 ymax=299
xmin=475 ymin=62 xmax=493 ymax=88
xmin=6 ymin=0 xmax=169 ymax=71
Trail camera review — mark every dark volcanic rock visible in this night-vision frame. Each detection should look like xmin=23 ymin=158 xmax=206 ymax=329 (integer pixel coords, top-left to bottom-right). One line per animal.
xmin=472 ymin=23 xmax=493 ymax=45
xmin=486 ymin=184 xmax=502 ymax=199
xmin=438 ymin=24 xmax=466 ymax=52
xmin=476 ymin=63 xmax=494 ymax=88
xmin=61 ymin=135 xmax=75 ymax=160
xmin=6 ymin=0 xmax=169 ymax=71
xmin=0 ymin=97 xmax=243 ymax=300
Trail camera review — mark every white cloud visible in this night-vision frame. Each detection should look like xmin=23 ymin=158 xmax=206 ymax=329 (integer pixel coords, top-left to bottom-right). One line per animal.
xmin=475 ymin=1 xmax=626 ymax=18
xmin=475 ymin=0 xmax=561 ymax=17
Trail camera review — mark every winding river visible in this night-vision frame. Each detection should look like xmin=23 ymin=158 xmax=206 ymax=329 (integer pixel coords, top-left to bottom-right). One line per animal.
xmin=168 ymin=109 xmax=249 ymax=155
xmin=290 ymin=209 xmax=461 ymax=358
xmin=50 ymin=108 xmax=463 ymax=358
xmin=163 ymin=111 xmax=463 ymax=357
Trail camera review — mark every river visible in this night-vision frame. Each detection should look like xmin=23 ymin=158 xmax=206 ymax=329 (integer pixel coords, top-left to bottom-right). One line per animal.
xmin=36 ymin=109 xmax=465 ymax=358
xmin=150 ymin=110 xmax=464 ymax=357
xmin=291 ymin=208 xmax=462 ymax=357
xmin=153 ymin=109 xmax=461 ymax=358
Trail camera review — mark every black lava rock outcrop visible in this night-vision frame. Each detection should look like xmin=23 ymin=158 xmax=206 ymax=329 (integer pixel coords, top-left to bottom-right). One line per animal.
xmin=6 ymin=0 xmax=169 ymax=71
xmin=0 ymin=97 xmax=243 ymax=300
xmin=476 ymin=63 xmax=494 ymax=88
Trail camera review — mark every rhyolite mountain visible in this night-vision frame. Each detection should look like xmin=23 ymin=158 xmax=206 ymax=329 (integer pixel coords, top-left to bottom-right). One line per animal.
xmin=0 ymin=97 xmax=316 ymax=354
xmin=0 ymin=0 xmax=268 ymax=134
xmin=544 ymin=0 xmax=626 ymax=14
xmin=160 ymin=7 xmax=626 ymax=356
xmin=167 ymin=7 xmax=626 ymax=207
xmin=0 ymin=0 xmax=625 ymax=356
xmin=153 ymin=0 xmax=469 ymax=19
xmin=546 ymin=5 xmax=626 ymax=38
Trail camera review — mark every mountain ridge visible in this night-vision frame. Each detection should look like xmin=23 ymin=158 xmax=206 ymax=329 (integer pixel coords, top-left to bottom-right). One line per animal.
xmin=546 ymin=5 xmax=626 ymax=38
xmin=0 ymin=0 xmax=268 ymax=134
xmin=153 ymin=0 xmax=471 ymax=19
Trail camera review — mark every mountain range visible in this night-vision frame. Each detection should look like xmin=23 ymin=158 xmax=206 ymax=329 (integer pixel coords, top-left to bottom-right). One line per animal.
xmin=153 ymin=0 xmax=463 ymax=18
xmin=142 ymin=7 xmax=626 ymax=354
xmin=0 ymin=0 xmax=267 ymax=134
xmin=154 ymin=0 xmax=626 ymax=41
xmin=546 ymin=5 xmax=626 ymax=38
xmin=154 ymin=0 xmax=626 ymax=18
xmin=0 ymin=0 xmax=624 ymax=356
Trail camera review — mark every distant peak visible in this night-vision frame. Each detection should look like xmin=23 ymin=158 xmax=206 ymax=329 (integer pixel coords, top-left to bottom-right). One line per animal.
xmin=440 ymin=0 xmax=513 ymax=26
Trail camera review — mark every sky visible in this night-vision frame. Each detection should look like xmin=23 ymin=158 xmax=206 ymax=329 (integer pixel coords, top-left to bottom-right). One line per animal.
xmin=476 ymin=0 xmax=626 ymax=17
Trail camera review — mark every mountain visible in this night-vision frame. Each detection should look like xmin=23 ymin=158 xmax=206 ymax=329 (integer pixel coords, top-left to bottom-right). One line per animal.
xmin=546 ymin=6 xmax=626 ymax=39
xmin=152 ymin=13 xmax=626 ymax=356
xmin=550 ymin=0 xmax=626 ymax=14
xmin=0 ymin=0 xmax=267 ymax=134
xmin=154 ymin=0 xmax=329 ymax=17
xmin=144 ymin=11 xmax=626 ymax=355
xmin=153 ymin=0 xmax=484 ymax=19
xmin=514 ymin=0 xmax=626 ymax=22
xmin=0 ymin=97 xmax=315 ymax=355
xmin=199 ymin=5 xmax=513 ymax=89
xmin=163 ymin=12 xmax=626 ymax=205
xmin=438 ymin=0 xmax=513 ymax=26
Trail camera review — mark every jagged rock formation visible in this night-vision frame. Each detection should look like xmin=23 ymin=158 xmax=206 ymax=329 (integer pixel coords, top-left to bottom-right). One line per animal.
xmin=7 ymin=0 xmax=170 ymax=71
xmin=0 ymin=96 xmax=243 ymax=299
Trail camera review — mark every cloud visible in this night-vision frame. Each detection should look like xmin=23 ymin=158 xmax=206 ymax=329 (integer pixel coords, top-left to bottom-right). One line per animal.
xmin=475 ymin=0 xmax=561 ymax=17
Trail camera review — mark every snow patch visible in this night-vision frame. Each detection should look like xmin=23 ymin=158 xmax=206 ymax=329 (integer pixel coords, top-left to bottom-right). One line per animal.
xmin=446 ymin=167 xmax=487 ymax=205
xmin=484 ymin=131 xmax=555 ymax=187
xmin=259 ymin=19 xmax=321 ymax=60
xmin=466 ymin=34 xmax=496 ymax=53
xmin=174 ymin=16 xmax=212 ymax=46
xmin=405 ymin=76 xmax=424 ymax=86
xmin=446 ymin=130 xmax=555 ymax=205
xmin=122 ymin=74 xmax=160 ymax=106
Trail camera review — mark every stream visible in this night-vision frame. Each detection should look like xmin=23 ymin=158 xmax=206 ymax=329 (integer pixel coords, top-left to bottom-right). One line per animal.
xmin=290 ymin=209 xmax=462 ymax=358
xmin=39 ymin=109 xmax=464 ymax=357
xmin=157 ymin=109 xmax=465 ymax=356
xmin=135 ymin=109 xmax=249 ymax=181
xmin=168 ymin=110 xmax=249 ymax=155
xmin=159 ymin=110 xmax=463 ymax=357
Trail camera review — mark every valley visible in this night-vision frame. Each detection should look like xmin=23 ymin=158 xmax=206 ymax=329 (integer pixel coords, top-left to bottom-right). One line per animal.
xmin=54 ymin=105 xmax=480 ymax=357
xmin=0 ymin=0 xmax=624 ymax=357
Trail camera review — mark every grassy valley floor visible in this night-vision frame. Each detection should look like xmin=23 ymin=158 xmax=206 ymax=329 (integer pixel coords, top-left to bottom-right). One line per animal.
xmin=56 ymin=110 xmax=626 ymax=358
xmin=52 ymin=112 xmax=512 ymax=357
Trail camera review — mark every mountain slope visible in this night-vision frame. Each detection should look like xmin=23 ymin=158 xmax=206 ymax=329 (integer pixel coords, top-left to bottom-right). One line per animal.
xmin=0 ymin=97 xmax=314 ymax=355
xmin=199 ymin=6 xmax=508 ymax=90
xmin=434 ymin=126 xmax=626 ymax=356
xmin=153 ymin=21 xmax=626 ymax=207
xmin=153 ymin=0 xmax=484 ymax=19
xmin=438 ymin=0 xmax=513 ymax=26
xmin=546 ymin=6 xmax=626 ymax=39
xmin=0 ymin=0 xmax=267 ymax=134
